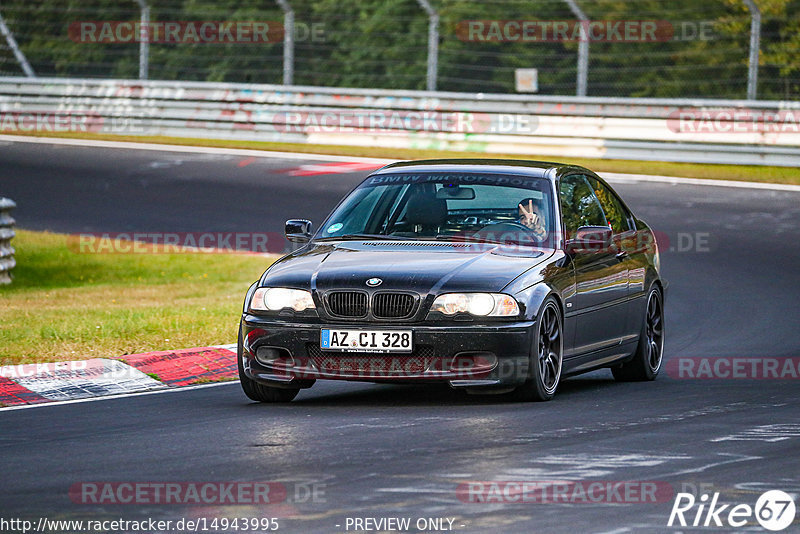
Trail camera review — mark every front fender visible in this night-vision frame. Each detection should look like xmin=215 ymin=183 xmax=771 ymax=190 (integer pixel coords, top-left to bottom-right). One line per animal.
xmin=515 ymin=282 xmax=559 ymax=321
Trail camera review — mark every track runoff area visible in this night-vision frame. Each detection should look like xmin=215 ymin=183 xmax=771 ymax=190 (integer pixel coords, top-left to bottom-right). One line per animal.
xmin=0 ymin=135 xmax=798 ymax=533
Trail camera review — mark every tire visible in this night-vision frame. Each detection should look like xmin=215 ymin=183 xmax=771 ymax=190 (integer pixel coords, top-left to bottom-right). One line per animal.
xmin=512 ymin=298 xmax=563 ymax=402
xmin=237 ymin=324 xmax=300 ymax=403
xmin=612 ymin=284 xmax=664 ymax=382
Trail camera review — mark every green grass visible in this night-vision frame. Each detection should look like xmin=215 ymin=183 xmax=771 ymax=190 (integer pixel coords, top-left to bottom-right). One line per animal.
xmin=193 ymin=375 xmax=238 ymax=384
xmin=0 ymin=230 xmax=273 ymax=365
xmin=9 ymin=130 xmax=800 ymax=185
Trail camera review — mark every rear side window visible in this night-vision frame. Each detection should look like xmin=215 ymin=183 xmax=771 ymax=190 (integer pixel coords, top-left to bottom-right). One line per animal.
xmin=559 ymin=175 xmax=607 ymax=239
xmin=586 ymin=176 xmax=632 ymax=234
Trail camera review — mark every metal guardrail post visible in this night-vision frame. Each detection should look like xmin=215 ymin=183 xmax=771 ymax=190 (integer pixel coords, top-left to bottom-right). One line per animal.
xmin=415 ymin=0 xmax=439 ymax=91
xmin=0 ymin=9 xmax=35 ymax=77
xmin=564 ymin=0 xmax=588 ymax=97
xmin=743 ymin=0 xmax=760 ymax=100
xmin=0 ymin=198 xmax=16 ymax=285
xmin=135 ymin=0 xmax=149 ymax=80
xmin=276 ymin=0 xmax=294 ymax=85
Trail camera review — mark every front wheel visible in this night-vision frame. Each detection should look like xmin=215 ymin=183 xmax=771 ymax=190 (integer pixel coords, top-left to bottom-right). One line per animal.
xmin=237 ymin=325 xmax=300 ymax=402
xmin=512 ymin=298 xmax=563 ymax=402
xmin=612 ymin=284 xmax=664 ymax=382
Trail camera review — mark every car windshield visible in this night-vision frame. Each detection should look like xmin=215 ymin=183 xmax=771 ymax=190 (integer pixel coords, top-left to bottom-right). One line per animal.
xmin=316 ymin=172 xmax=555 ymax=247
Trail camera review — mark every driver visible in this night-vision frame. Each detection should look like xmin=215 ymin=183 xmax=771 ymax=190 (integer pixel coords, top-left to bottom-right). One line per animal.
xmin=518 ymin=198 xmax=547 ymax=240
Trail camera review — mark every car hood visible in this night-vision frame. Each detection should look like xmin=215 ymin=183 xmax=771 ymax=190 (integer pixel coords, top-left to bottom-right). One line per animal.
xmin=261 ymin=240 xmax=554 ymax=294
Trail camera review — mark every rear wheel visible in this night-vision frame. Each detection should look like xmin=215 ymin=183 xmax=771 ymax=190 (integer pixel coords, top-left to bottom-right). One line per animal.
xmin=612 ymin=285 xmax=664 ymax=382
xmin=237 ymin=325 xmax=300 ymax=402
xmin=512 ymin=298 xmax=563 ymax=402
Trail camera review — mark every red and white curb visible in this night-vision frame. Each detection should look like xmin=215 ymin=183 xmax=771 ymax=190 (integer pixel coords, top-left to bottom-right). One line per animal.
xmin=0 ymin=344 xmax=237 ymax=407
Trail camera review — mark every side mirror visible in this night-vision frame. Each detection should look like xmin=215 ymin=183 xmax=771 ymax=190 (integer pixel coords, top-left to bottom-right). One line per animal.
xmin=285 ymin=219 xmax=313 ymax=243
xmin=566 ymin=226 xmax=612 ymax=254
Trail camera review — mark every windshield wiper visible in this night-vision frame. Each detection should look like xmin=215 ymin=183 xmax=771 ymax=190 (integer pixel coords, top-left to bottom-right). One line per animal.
xmin=316 ymin=233 xmax=406 ymax=241
xmin=432 ymin=234 xmax=486 ymax=243
xmin=434 ymin=234 xmax=539 ymax=247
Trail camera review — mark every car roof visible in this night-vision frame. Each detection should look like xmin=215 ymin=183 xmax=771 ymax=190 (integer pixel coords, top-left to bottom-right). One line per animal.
xmin=373 ymin=158 xmax=592 ymax=181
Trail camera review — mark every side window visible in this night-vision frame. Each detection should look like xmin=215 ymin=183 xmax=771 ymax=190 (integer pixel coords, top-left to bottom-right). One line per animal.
xmin=586 ymin=177 xmax=631 ymax=234
xmin=559 ymin=175 xmax=607 ymax=239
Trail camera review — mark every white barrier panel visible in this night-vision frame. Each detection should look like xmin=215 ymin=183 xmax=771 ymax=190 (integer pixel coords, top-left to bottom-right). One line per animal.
xmin=0 ymin=77 xmax=798 ymax=166
xmin=0 ymin=197 xmax=16 ymax=285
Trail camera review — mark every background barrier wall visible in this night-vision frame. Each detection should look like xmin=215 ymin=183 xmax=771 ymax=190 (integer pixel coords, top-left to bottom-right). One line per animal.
xmin=1 ymin=77 xmax=798 ymax=166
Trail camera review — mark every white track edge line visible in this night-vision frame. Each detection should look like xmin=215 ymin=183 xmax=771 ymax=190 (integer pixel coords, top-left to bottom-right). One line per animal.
xmin=603 ymin=171 xmax=800 ymax=192
xmin=0 ymin=380 xmax=240 ymax=412
xmin=0 ymin=134 xmax=392 ymax=164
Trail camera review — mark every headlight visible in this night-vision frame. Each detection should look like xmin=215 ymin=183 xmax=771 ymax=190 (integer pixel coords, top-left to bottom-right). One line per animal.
xmin=250 ymin=287 xmax=315 ymax=312
xmin=430 ymin=293 xmax=520 ymax=317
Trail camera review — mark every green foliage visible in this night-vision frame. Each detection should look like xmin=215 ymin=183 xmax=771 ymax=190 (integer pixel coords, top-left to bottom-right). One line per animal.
xmin=0 ymin=0 xmax=797 ymax=98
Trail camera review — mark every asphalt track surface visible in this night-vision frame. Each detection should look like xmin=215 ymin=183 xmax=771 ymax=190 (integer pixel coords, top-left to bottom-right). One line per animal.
xmin=1 ymin=139 xmax=800 ymax=533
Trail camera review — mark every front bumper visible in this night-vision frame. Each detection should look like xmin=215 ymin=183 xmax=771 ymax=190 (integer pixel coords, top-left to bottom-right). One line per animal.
xmin=240 ymin=314 xmax=534 ymax=389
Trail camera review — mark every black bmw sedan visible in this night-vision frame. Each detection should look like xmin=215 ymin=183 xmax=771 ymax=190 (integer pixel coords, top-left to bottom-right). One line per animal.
xmin=238 ymin=159 xmax=665 ymax=402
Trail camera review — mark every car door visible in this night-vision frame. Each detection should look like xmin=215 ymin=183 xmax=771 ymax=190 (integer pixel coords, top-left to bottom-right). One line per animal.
xmin=559 ymin=175 xmax=629 ymax=355
xmin=585 ymin=174 xmax=645 ymax=346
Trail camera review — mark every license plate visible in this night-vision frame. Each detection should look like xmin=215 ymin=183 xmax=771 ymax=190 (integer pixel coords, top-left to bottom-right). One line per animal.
xmin=321 ymin=329 xmax=413 ymax=353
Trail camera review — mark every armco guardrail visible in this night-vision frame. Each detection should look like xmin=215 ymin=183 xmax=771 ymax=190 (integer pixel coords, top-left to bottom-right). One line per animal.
xmin=1 ymin=77 xmax=799 ymax=166
xmin=0 ymin=197 xmax=16 ymax=285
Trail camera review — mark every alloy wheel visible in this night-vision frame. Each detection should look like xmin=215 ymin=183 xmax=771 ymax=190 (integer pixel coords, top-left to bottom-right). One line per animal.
xmin=645 ymin=291 xmax=664 ymax=373
xmin=538 ymin=303 xmax=562 ymax=394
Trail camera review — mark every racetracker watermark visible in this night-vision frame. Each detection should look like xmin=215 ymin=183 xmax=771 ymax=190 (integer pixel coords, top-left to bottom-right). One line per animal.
xmin=307 ymin=353 xmax=495 ymax=379
xmin=667 ymin=109 xmax=800 ymax=134
xmin=68 ymin=232 xmax=289 ymax=254
xmin=456 ymin=480 xmax=674 ymax=504
xmin=244 ymin=331 xmax=499 ymax=380
xmin=665 ymin=357 xmax=800 ymax=380
xmin=0 ymin=111 xmax=103 ymax=133
xmin=69 ymin=21 xmax=325 ymax=44
xmin=0 ymin=111 xmax=156 ymax=135
xmin=457 ymin=20 xmax=676 ymax=42
xmin=69 ymin=481 xmax=326 ymax=505
xmin=377 ymin=229 xmax=706 ymax=255
xmin=70 ymin=21 xmax=281 ymax=44
xmin=274 ymin=111 xmax=538 ymax=134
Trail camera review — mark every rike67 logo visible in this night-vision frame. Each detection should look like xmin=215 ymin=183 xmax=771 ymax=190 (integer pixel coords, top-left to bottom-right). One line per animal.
xmin=668 ymin=490 xmax=796 ymax=531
